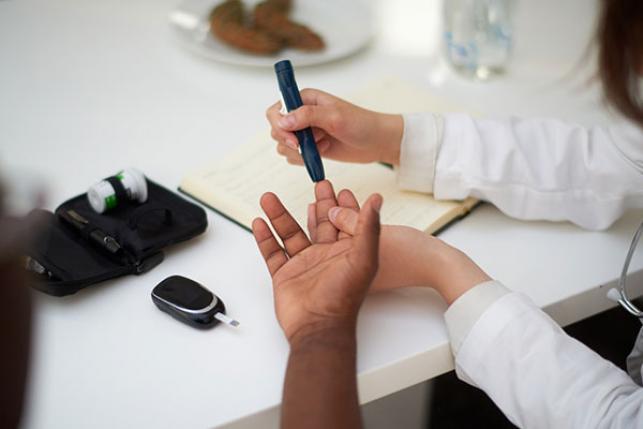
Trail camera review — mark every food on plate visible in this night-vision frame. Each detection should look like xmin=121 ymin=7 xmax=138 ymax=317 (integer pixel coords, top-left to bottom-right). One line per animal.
xmin=254 ymin=1 xmax=324 ymax=51
xmin=263 ymin=0 xmax=292 ymax=14
xmin=209 ymin=0 xmax=282 ymax=55
xmin=209 ymin=0 xmax=325 ymax=55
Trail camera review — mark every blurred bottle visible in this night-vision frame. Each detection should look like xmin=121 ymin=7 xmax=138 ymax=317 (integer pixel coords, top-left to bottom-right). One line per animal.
xmin=444 ymin=0 xmax=513 ymax=80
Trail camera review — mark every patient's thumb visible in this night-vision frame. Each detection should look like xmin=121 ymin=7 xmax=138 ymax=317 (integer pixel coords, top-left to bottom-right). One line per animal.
xmin=328 ymin=206 xmax=359 ymax=235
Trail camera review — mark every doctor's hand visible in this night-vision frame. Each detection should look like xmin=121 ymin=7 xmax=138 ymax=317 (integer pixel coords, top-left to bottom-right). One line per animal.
xmin=252 ymin=180 xmax=382 ymax=344
xmin=319 ymin=189 xmax=491 ymax=305
xmin=266 ymin=89 xmax=403 ymax=166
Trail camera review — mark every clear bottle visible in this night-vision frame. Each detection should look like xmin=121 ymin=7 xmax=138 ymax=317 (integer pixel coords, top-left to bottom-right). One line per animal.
xmin=443 ymin=0 xmax=513 ymax=80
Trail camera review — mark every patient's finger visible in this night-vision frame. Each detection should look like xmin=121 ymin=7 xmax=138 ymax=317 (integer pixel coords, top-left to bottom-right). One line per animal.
xmin=314 ymin=181 xmax=339 ymax=243
xmin=336 ymin=189 xmax=360 ymax=239
xmin=338 ymin=189 xmax=360 ymax=209
xmin=259 ymin=192 xmax=311 ymax=257
xmin=329 ymin=206 xmax=359 ymax=237
xmin=307 ymin=203 xmax=317 ymax=242
xmin=353 ymin=193 xmax=383 ymax=265
xmin=252 ymin=218 xmax=288 ymax=276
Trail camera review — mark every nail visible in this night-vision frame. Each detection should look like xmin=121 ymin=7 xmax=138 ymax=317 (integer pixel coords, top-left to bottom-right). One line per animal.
xmin=328 ymin=206 xmax=341 ymax=222
xmin=285 ymin=139 xmax=298 ymax=150
xmin=279 ymin=115 xmax=295 ymax=128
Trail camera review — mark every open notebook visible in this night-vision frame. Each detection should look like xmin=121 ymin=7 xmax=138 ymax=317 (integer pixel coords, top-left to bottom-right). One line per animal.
xmin=179 ymin=78 xmax=478 ymax=234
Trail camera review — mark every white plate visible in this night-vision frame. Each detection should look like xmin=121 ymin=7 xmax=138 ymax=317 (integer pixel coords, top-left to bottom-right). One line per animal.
xmin=169 ymin=0 xmax=374 ymax=67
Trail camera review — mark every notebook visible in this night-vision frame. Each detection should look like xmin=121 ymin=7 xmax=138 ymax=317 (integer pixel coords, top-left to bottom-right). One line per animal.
xmin=179 ymin=78 xmax=478 ymax=234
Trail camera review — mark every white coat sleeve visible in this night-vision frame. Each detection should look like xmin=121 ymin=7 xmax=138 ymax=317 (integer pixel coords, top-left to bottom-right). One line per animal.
xmin=396 ymin=113 xmax=643 ymax=230
xmin=445 ymin=281 xmax=643 ymax=429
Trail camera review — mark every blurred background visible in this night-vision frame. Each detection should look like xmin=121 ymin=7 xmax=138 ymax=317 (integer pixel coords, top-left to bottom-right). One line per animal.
xmin=0 ymin=0 xmax=605 ymax=205
xmin=0 ymin=1 xmax=614 ymax=428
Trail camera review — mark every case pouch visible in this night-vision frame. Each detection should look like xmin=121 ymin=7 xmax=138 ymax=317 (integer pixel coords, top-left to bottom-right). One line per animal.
xmin=26 ymin=178 xmax=207 ymax=296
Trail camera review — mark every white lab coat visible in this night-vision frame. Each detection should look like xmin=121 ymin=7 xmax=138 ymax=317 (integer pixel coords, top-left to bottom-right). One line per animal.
xmin=445 ymin=282 xmax=643 ymax=428
xmin=397 ymin=113 xmax=643 ymax=230
xmin=397 ymin=114 xmax=643 ymax=427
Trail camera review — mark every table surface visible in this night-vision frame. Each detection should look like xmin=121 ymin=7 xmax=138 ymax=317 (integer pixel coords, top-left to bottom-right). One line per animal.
xmin=2 ymin=0 xmax=642 ymax=428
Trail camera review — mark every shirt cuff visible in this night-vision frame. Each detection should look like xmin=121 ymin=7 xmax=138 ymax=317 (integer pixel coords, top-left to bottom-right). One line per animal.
xmin=444 ymin=280 xmax=510 ymax=356
xmin=396 ymin=113 xmax=443 ymax=193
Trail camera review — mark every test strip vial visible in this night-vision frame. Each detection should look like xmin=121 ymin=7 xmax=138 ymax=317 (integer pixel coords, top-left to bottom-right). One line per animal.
xmin=87 ymin=168 xmax=148 ymax=213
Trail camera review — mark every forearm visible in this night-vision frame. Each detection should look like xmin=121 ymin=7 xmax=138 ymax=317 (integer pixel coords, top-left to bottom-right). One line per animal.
xmin=452 ymin=291 xmax=643 ymax=428
xmin=424 ymin=241 xmax=491 ymax=305
xmin=374 ymin=227 xmax=490 ymax=305
xmin=282 ymin=324 xmax=362 ymax=429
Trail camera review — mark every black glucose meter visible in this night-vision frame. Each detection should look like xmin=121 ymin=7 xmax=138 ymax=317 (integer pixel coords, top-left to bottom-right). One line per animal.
xmin=151 ymin=276 xmax=239 ymax=329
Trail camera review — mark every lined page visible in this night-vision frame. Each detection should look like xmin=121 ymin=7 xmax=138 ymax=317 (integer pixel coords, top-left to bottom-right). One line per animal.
xmin=182 ymin=137 xmax=467 ymax=231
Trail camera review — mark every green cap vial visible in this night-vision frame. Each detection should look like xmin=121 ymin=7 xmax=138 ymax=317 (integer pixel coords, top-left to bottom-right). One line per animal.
xmin=87 ymin=168 xmax=148 ymax=213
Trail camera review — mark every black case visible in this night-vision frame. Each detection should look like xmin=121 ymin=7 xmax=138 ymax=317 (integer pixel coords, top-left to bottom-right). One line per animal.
xmin=26 ymin=179 xmax=208 ymax=297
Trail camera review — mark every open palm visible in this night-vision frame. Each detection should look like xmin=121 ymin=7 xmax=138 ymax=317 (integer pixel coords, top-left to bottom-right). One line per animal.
xmin=252 ymin=181 xmax=382 ymax=342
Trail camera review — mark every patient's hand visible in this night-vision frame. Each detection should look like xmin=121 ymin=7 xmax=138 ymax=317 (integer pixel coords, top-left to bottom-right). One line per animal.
xmin=252 ymin=180 xmax=382 ymax=343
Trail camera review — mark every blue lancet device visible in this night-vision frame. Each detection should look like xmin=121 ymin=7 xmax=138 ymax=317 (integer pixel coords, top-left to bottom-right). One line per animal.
xmin=274 ymin=59 xmax=325 ymax=182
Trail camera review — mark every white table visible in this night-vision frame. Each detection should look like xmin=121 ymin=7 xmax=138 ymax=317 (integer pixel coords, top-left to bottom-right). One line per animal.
xmin=2 ymin=0 xmax=641 ymax=428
